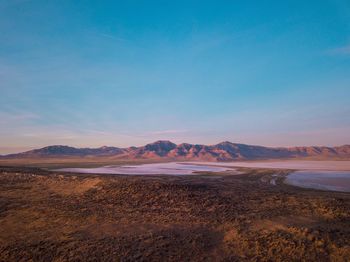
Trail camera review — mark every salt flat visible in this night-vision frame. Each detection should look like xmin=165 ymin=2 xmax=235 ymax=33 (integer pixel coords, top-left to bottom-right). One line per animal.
xmin=191 ymin=160 xmax=350 ymax=171
xmin=284 ymin=171 xmax=350 ymax=192
xmin=58 ymin=162 xmax=236 ymax=175
xmin=58 ymin=160 xmax=350 ymax=192
xmin=189 ymin=160 xmax=350 ymax=192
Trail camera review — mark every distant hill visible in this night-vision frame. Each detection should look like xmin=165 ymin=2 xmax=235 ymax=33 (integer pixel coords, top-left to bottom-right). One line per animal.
xmin=1 ymin=141 xmax=350 ymax=161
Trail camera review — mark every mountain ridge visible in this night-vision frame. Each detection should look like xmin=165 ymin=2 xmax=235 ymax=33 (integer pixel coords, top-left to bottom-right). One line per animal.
xmin=1 ymin=140 xmax=350 ymax=161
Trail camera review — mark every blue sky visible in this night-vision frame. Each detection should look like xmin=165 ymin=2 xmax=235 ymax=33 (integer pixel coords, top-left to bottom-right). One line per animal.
xmin=1 ymin=0 xmax=350 ymax=153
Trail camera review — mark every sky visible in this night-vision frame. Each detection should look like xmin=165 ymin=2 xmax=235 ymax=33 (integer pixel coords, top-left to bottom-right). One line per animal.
xmin=1 ymin=0 xmax=350 ymax=153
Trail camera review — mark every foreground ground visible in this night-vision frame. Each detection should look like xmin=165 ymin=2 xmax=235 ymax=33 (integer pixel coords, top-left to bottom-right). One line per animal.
xmin=0 ymin=166 xmax=349 ymax=261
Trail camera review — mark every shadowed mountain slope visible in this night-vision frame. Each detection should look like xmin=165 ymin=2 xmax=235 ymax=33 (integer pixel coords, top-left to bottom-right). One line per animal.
xmin=2 ymin=145 xmax=127 ymax=158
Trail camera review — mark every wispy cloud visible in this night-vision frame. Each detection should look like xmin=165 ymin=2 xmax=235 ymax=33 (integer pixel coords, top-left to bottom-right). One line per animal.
xmin=327 ymin=44 xmax=350 ymax=56
xmin=0 ymin=111 xmax=40 ymax=124
xmin=0 ymin=0 xmax=32 ymax=9
xmin=147 ymin=129 xmax=188 ymax=135
xmin=99 ymin=33 xmax=128 ymax=43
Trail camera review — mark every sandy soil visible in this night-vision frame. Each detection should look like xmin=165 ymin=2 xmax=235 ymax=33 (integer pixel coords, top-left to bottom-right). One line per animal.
xmin=0 ymin=166 xmax=349 ymax=261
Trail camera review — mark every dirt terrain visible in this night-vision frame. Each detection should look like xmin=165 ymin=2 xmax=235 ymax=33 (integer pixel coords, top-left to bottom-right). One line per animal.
xmin=0 ymin=166 xmax=349 ymax=261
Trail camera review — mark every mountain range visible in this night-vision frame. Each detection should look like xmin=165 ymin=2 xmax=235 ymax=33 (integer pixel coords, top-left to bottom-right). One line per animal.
xmin=1 ymin=141 xmax=350 ymax=161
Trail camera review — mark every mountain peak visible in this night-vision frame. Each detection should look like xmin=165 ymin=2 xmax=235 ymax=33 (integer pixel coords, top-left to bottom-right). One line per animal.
xmin=140 ymin=140 xmax=177 ymax=157
xmin=150 ymin=140 xmax=176 ymax=145
xmin=217 ymin=141 xmax=235 ymax=146
xmin=22 ymin=145 xmax=82 ymax=156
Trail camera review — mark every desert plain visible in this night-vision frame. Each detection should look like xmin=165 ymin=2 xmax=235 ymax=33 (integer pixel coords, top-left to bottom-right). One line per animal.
xmin=0 ymin=159 xmax=349 ymax=261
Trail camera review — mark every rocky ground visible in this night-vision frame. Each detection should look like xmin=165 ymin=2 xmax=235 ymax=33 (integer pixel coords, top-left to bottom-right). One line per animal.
xmin=0 ymin=166 xmax=349 ymax=261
